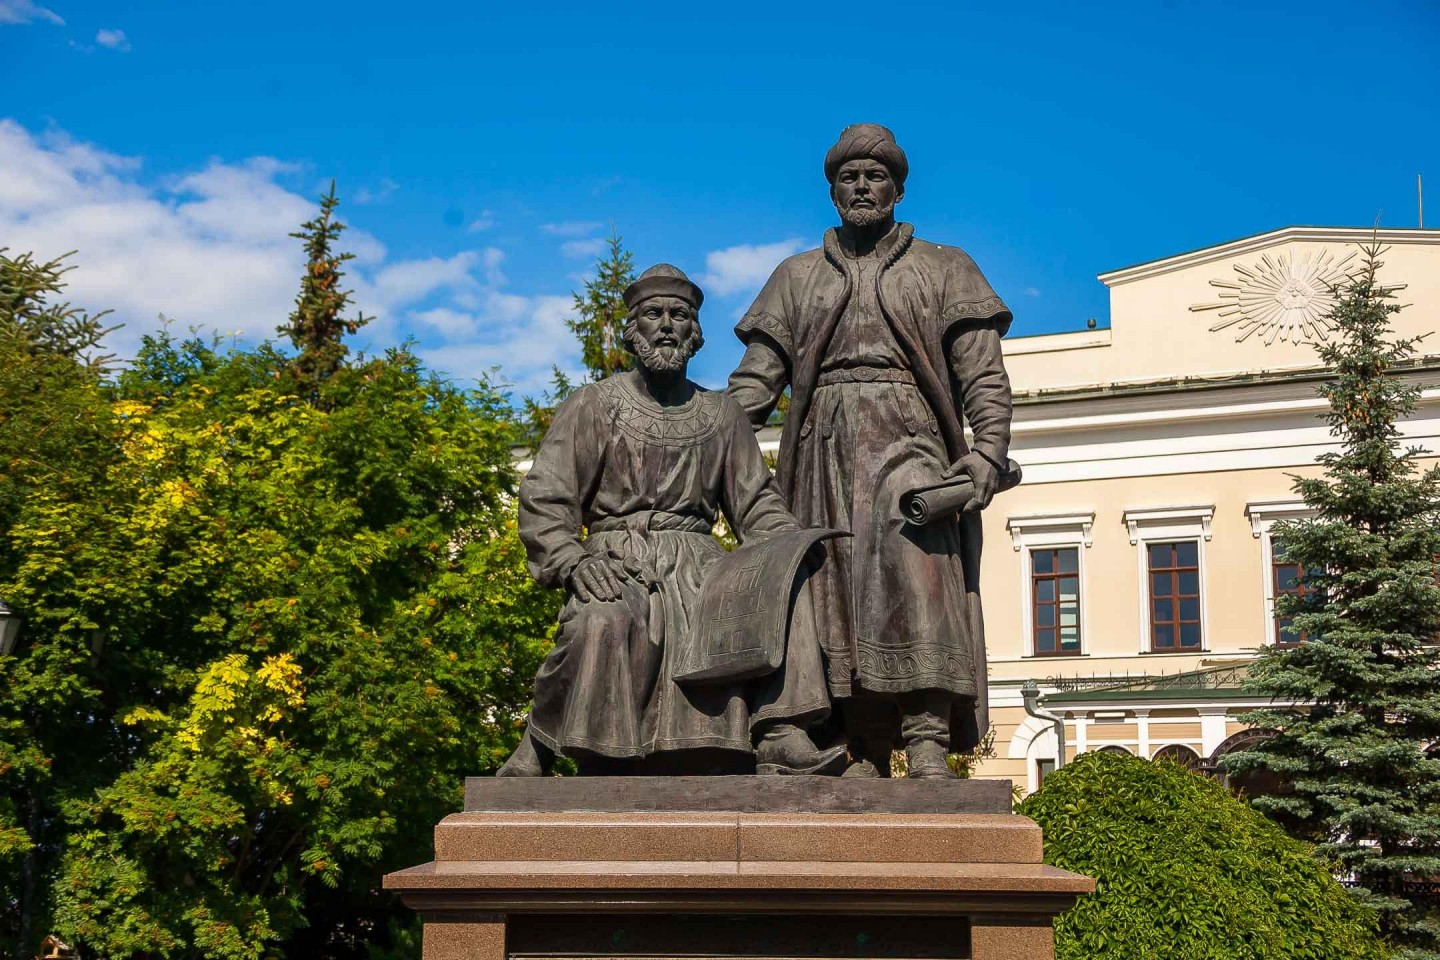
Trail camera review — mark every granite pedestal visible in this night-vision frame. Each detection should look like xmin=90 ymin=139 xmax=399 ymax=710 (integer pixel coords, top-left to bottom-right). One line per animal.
xmin=384 ymin=777 xmax=1092 ymax=960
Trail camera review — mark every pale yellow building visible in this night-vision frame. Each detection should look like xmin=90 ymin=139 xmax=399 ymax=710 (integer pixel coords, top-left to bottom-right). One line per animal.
xmin=955 ymin=226 xmax=1440 ymax=793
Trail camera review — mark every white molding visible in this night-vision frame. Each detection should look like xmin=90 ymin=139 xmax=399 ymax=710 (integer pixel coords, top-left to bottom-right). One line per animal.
xmin=1124 ymin=507 xmax=1213 ymax=654
xmin=1009 ymin=519 xmax=1091 ymax=658
xmin=1006 ymin=513 xmax=1096 ymax=551
xmin=1003 ymin=328 xmax=1112 ymax=356
xmin=1249 ymin=500 xmax=1317 ymax=648
xmin=1097 ymin=226 xmax=1440 ymax=287
xmin=1123 ymin=506 xmax=1215 ymax=544
xmin=1245 ymin=499 xmax=1314 ymax=539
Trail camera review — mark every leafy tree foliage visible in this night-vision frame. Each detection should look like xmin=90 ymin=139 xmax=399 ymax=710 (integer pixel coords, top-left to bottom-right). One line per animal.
xmin=1230 ymin=241 xmax=1440 ymax=958
xmin=1020 ymin=751 xmax=1389 ymax=960
xmin=1 ymin=207 xmax=558 ymax=958
xmin=277 ymin=183 xmax=371 ymax=391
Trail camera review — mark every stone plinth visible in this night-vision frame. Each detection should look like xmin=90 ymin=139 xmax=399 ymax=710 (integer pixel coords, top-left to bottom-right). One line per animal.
xmin=384 ymin=777 xmax=1092 ymax=960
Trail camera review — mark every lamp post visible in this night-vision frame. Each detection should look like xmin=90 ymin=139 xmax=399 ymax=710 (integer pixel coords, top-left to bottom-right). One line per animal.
xmin=0 ymin=601 xmax=20 ymax=656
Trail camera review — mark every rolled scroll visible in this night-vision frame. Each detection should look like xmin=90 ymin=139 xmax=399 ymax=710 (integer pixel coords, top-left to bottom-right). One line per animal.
xmin=900 ymin=459 xmax=1023 ymax=526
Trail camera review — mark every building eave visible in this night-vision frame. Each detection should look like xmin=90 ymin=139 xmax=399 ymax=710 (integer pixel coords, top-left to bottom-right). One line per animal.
xmin=1097 ymin=226 xmax=1440 ymax=288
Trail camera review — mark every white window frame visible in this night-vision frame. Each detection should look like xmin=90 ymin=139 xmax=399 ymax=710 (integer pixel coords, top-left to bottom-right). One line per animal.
xmin=1007 ymin=513 xmax=1094 ymax=658
xmin=1124 ymin=506 xmax=1214 ymax=655
xmin=1245 ymin=500 xmax=1316 ymax=647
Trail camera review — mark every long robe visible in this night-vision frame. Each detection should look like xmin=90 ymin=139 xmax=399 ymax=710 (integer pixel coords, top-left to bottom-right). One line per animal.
xmin=517 ymin=372 xmax=826 ymax=760
xmin=726 ymin=222 xmax=1013 ymax=751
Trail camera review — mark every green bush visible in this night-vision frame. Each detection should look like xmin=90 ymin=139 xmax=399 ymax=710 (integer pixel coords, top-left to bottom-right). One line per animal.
xmin=1018 ymin=751 xmax=1389 ymax=960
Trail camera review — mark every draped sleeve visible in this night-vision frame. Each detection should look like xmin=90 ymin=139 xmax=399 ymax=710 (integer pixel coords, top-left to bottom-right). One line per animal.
xmin=716 ymin=396 xmax=799 ymax=542
xmin=729 ymin=258 xmax=802 ymax=429
xmin=517 ymin=385 xmax=607 ymax=589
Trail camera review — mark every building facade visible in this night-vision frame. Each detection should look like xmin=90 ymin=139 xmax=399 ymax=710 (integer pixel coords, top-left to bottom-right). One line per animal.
xmin=957 ymin=226 xmax=1439 ymax=792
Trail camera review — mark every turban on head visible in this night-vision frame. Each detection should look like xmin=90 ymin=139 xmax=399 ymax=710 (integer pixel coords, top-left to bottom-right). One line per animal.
xmin=824 ymin=123 xmax=909 ymax=187
xmin=622 ymin=263 xmax=704 ymax=311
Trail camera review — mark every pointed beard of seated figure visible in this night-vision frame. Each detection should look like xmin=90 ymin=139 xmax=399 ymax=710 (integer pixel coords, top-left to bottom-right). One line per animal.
xmin=632 ymin=332 xmax=693 ymax=374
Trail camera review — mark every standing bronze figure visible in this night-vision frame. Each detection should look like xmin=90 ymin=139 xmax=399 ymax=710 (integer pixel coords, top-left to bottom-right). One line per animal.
xmin=726 ymin=124 xmax=1015 ymax=778
xmin=500 ymin=265 xmax=845 ymax=777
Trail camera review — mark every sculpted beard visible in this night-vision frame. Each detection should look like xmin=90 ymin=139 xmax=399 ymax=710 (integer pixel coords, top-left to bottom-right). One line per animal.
xmin=629 ymin=323 xmax=697 ymax=373
xmin=839 ymin=195 xmax=896 ymax=228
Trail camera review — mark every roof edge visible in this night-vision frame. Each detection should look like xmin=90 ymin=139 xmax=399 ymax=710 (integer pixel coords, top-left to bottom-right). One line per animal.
xmin=1098 ymin=226 xmax=1440 ymax=288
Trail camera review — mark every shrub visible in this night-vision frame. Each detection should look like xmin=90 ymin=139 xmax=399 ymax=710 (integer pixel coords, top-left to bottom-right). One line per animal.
xmin=1018 ymin=750 xmax=1389 ymax=960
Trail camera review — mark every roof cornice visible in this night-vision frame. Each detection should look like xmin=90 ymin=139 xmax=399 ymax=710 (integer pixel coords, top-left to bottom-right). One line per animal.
xmin=1098 ymin=226 xmax=1440 ymax=288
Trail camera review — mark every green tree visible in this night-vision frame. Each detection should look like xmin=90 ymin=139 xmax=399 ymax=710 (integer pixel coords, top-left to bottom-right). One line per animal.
xmin=277 ymin=182 xmax=371 ymax=392
xmin=519 ymin=229 xmax=634 ymax=449
xmin=0 ymin=249 xmax=122 ymax=960
xmin=567 ymin=228 xmax=635 ymax=381
xmin=1 ymin=226 xmax=558 ymax=958
xmin=1229 ymin=239 xmax=1440 ymax=958
xmin=1020 ymin=751 xmax=1389 ymax=960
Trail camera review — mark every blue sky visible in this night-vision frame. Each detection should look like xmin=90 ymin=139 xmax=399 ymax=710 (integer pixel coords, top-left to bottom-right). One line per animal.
xmin=3 ymin=0 xmax=1437 ymax=396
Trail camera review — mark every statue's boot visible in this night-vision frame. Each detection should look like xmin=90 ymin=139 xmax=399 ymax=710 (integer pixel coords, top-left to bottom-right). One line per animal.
xmin=841 ymin=736 xmax=893 ymax=778
xmin=905 ymin=739 xmax=957 ymax=779
xmin=496 ymin=729 xmax=554 ymax=777
xmin=755 ymin=724 xmax=847 ymax=775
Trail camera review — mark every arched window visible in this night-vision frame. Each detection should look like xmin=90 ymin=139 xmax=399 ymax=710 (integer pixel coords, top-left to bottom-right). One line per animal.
xmin=1095 ymin=745 xmax=1131 ymax=756
xmin=1152 ymin=744 xmax=1202 ymax=770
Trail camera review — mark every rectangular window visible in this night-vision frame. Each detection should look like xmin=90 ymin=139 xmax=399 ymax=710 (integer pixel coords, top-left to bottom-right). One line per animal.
xmin=1031 ymin=546 xmax=1082 ymax=656
xmin=1036 ymin=758 xmax=1056 ymax=787
xmin=1272 ymin=537 xmax=1313 ymax=646
xmin=1147 ymin=540 xmax=1202 ymax=651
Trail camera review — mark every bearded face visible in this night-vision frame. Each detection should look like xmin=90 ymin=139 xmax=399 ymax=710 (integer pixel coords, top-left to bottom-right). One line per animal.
xmin=626 ymin=295 xmax=703 ymax=374
xmin=831 ymin=157 xmax=901 ymax=229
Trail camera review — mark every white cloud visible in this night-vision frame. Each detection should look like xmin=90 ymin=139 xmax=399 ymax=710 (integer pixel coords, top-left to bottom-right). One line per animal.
xmin=0 ymin=0 xmax=63 ymax=25
xmin=560 ymin=237 xmax=606 ymax=259
xmin=0 ymin=118 xmax=584 ymax=397
xmin=95 ymin=27 xmax=129 ymax=50
xmin=353 ymin=177 xmax=398 ymax=205
xmin=700 ymin=238 xmax=805 ymax=297
xmin=466 ymin=210 xmax=496 ymax=232
xmin=541 ymin=220 xmax=601 ymax=238
xmin=1024 ymin=286 xmax=1041 ymax=298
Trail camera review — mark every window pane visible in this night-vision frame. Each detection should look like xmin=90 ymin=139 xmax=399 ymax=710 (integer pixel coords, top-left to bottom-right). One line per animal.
xmin=1180 ymin=622 xmax=1202 ymax=647
xmin=1277 ymin=564 xmax=1301 ymax=591
xmin=1036 ymin=579 xmax=1056 ymax=603
xmin=1178 ymin=570 xmax=1199 ymax=595
xmin=1059 ymin=609 xmax=1078 ymax=628
xmin=1154 ymin=623 xmax=1175 ymax=648
xmin=1036 ymin=628 xmax=1055 ymax=652
xmin=1059 ymin=577 xmax=1079 ymax=601
xmin=1153 ymin=599 xmax=1174 ymax=623
xmin=1151 ymin=572 xmax=1172 ymax=597
xmin=1148 ymin=543 xmax=1171 ymax=568
xmin=1058 ymin=548 xmax=1078 ymax=573
xmin=1059 ymin=628 xmax=1080 ymax=651
xmin=1037 ymin=605 xmax=1057 ymax=628
xmin=1179 ymin=597 xmax=1200 ymax=621
xmin=1276 ymin=616 xmax=1296 ymax=643
xmin=1032 ymin=549 xmax=1054 ymax=574
xmin=1176 ymin=541 xmax=1199 ymax=566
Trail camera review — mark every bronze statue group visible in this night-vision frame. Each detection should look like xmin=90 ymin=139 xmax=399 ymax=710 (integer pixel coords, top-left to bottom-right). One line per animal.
xmin=499 ymin=124 xmax=1015 ymax=780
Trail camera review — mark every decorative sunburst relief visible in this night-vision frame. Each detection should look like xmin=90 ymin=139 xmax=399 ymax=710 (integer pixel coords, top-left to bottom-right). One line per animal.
xmin=1189 ymin=247 xmax=1371 ymax=345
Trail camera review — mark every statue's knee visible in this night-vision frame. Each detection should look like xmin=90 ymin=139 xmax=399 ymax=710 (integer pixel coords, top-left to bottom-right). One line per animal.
xmin=568 ymin=597 xmax=635 ymax=635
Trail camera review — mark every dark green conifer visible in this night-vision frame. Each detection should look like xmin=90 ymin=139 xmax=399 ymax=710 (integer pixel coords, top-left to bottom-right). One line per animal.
xmin=567 ymin=228 xmax=635 ymax=381
xmin=1231 ymin=239 xmax=1440 ymax=959
xmin=278 ymin=183 xmax=370 ymax=389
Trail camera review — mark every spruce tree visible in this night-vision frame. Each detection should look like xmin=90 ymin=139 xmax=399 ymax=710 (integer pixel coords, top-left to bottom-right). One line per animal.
xmin=567 ymin=228 xmax=635 ymax=381
xmin=0 ymin=248 xmax=117 ymax=371
xmin=520 ymin=229 xmax=634 ymax=449
xmin=1230 ymin=239 xmax=1440 ymax=959
xmin=278 ymin=182 xmax=370 ymax=389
